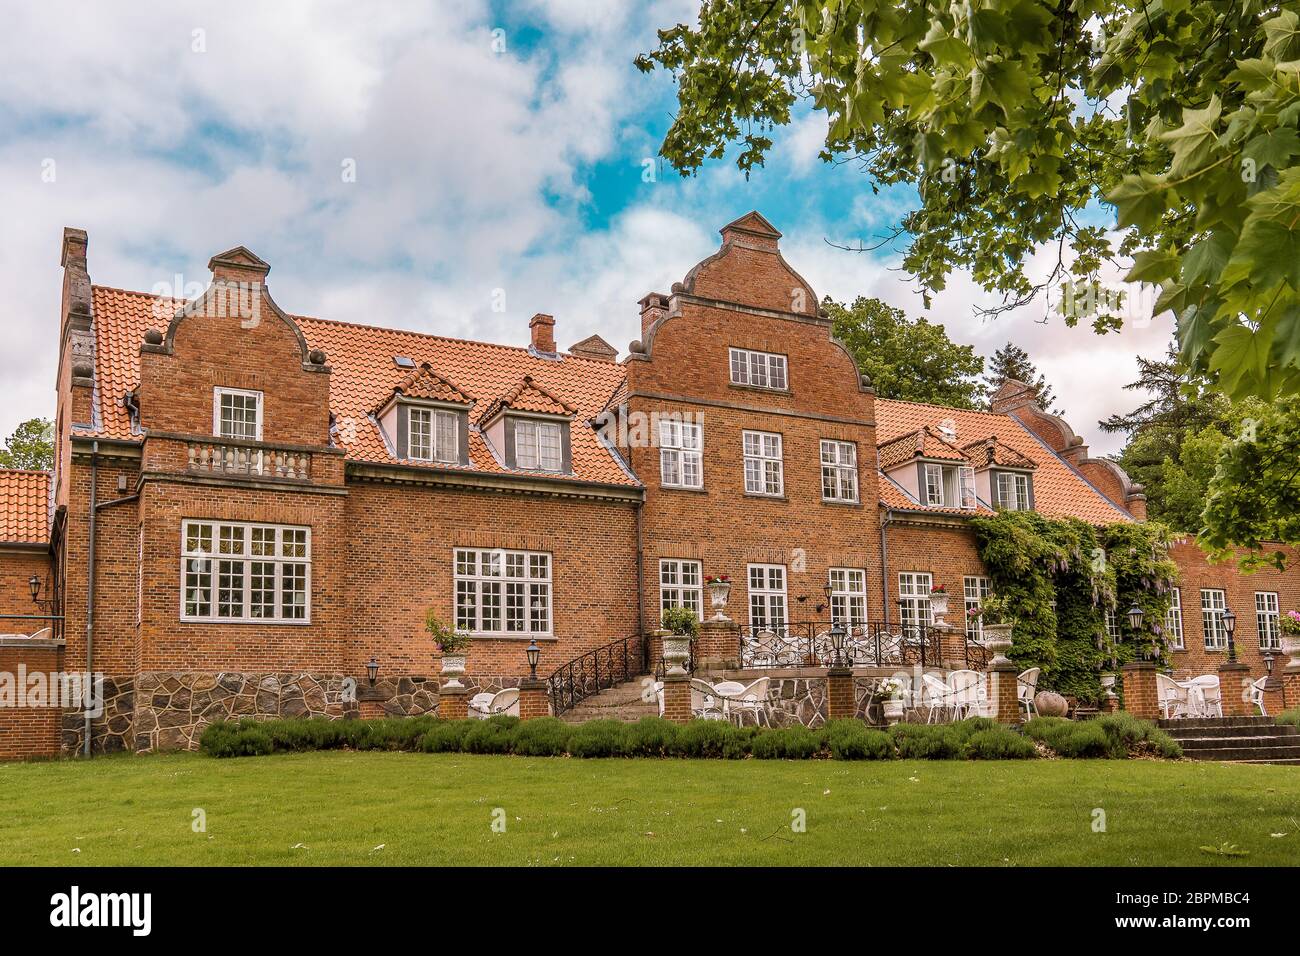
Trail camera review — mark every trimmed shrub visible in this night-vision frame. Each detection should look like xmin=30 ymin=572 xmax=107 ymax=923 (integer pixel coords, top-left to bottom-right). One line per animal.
xmin=418 ymin=719 xmax=474 ymax=753
xmin=624 ymin=717 xmax=680 ymax=757
xmin=567 ymin=720 xmax=631 ymax=758
xmin=508 ymin=718 xmax=572 ymax=757
xmin=965 ymin=727 xmax=1036 ymax=759
xmin=889 ymin=723 xmax=966 ymax=759
xmin=462 ymin=719 xmax=516 ymax=754
xmin=1025 ymin=714 xmax=1182 ymax=759
xmin=824 ymin=719 xmax=894 ymax=760
xmin=200 ymin=719 xmax=272 ymax=757
xmin=671 ymin=719 xmax=737 ymax=758
xmin=751 ymin=725 xmax=819 ymax=759
xmin=721 ymin=725 xmax=761 ymax=759
xmin=1278 ymin=709 xmax=1300 ymax=728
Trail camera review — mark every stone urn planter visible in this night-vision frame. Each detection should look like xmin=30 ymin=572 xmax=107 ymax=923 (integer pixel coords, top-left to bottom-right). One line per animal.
xmin=1282 ymin=633 xmax=1300 ymax=669
xmin=1099 ymin=673 xmax=1118 ymax=699
xmin=440 ymin=655 xmax=467 ymax=690
xmin=981 ymin=623 xmax=1014 ymax=667
xmin=929 ymin=589 xmax=950 ymax=621
xmin=882 ymin=699 xmax=906 ymax=725
xmin=662 ymin=636 xmax=692 ymax=677
xmin=707 ymin=578 xmax=732 ymax=621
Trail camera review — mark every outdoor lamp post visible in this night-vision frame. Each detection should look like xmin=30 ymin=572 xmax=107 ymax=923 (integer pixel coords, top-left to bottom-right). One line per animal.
xmin=1126 ymin=603 xmax=1144 ymax=631
xmin=823 ymin=582 xmax=835 ymax=621
xmin=366 ymin=656 xmax=379 ymax=686
xmin=29 ymin=574 xmax=41 ymax=603
xmin=830 ymin=621 xmax=847 ymax=667
xmin=526 ymin=640 xmax=541 ymax=680
xmin=1222 ymin=608 xmax=1238 ymax=663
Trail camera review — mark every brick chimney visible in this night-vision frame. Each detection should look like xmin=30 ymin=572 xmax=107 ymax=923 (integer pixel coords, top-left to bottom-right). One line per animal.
xmin=530 ymin=313 xmax=556 ymax=353
xmin=638 ymin=293 xmax=669 ymax=339
xmin=989 ymin=379 xmax=1038 ymax=416
xmin=60 ymin=227 xmax=96 ymax=430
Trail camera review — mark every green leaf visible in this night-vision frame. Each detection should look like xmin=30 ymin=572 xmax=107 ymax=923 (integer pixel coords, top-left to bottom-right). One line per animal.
xmin=1159 ymin=95 xmax=1222 ymax=179
xmin=1180 ymin=231 xmax=1234 ymax=286
xmin=1264 ymin=11 xmax=1300 ymax=63
xmin=1210 ymin=324 xmax=1272 ymax=396
xmin=1226 ymin=217 xmax=1300 ymax=291
xmin=1108 ymin=173 xmax=1169 ymax=230
xmin=1271 ymin=302 xmax=1300 ymax=371
xmin=1125 ymin=249 xmax=1180 ymax=283
xmin=918 ymin=22 xmax=970 ymax=67
xmin=1242 ymin=127 xmax=1300 ymax=172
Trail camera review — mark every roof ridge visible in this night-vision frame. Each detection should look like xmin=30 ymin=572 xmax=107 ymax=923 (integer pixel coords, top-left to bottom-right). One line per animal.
xmin=877 ymin=396 xmax=1005 ymax=418
xmin=0 ymin=468 xmax=52 ymax=477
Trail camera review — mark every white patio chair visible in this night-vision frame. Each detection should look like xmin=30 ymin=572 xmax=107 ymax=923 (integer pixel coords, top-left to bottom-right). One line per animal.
xmin=653 ymin=681 xmax=665 ymax=717
xmin=1017 ymin=667 xmax=1041 ymax=718
xmin=490 ymin=687 xmax=520 ymax=718
xmin=922 ymin=672 xmax=953 ymax=723
xmin=1187 ymin=674 xmax=1223 ymax=718
xmin=711 ymin=679 xmax=746 ymax=722
xmin=948 ymin=669 xmax=984 ymax=720
xmin=1156 ymin=673 xmax=1190 ymax=719
xmin=468 ymin=692 xmax=496 ymax=719
xmin=1249 ymin=676 xmax=1268 ymax=717
xmin=728 ymin=676 xmax=771 ymax=726
xmin=690 ymin=678 xmax=726 ymax=720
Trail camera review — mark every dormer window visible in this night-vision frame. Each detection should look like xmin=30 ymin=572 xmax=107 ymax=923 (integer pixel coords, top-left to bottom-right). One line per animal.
xmin=515 ymin=419 xmax=563 ymax=472
xmin=214 ymin=388 xmax=262 ymax=441
xmin=995 ymin=471 xmax=1033 ymax=511
xmin=729 ymin=347 xmax=787 ymax=390
xmin=922 ymin=462 xmax=976 ymax=509
xmin=408 ymin=407 xmax=458 ymax=464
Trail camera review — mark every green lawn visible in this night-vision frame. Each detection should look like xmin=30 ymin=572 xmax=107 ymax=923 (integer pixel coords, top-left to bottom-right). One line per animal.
xmin=1 ymin=752 xmax=1297 ymax=866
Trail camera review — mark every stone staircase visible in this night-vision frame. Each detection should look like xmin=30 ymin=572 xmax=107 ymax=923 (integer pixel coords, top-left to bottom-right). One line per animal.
xmin=558 ymin=674 xmax=658 ymax=724
xmin=1158 ymin=716 xmax=1300 ymax=764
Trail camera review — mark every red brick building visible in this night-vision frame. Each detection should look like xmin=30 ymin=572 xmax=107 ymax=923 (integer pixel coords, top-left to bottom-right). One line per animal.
xmin=0 ymin=213 xmax=1295 ymax=756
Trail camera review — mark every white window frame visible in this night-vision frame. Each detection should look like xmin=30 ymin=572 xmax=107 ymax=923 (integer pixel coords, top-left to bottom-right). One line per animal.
xmin=828 ymin=568 xmax=867 ymax=625
xmin=924 ymin=463 xmax=944 ymax=506
xmin=1201 ymin=588 xmax=1227 ymax=650
xmin=820 ymin=440 xmax=858 ymax=503
xmin=1104 ymin=606 xmax=1120 ymax=642
xmin=180 ymin=520 xmax=310 ymax=624
xmin=659 ymin=559 xmax=702 ymax=617
xmin=958 ymin=466 xmax=977 ymax=510
xmin=898 ymin=572 xmax=933 ymax=632
xmin=213 ymin=387 xmax=263 ymax=442
xmin=454 ymin=548 xmax=552 ymax=637
xmin=996 ymin=472 xmax=1032 ymax=511
xmin=515 ymin=419 xmax=563 ymax=472
xmin=747 ymin=564 xmax=787 ymax=630
xmin=1166 ymin=587 xmax=1184 ymax=651
xmin=729 ymin=347 xmax=788 ymax=391
xmin=742 ymin=430 xmax=784 ymax=496
xmin=659 ymin=419 xmax=703 ymax=489
xmin=963 ymin=575 xmax=990 ymax=639
xmin=1256 ymin=591 xmax=1281 ymax=651
xmin=407 ymin=407 xmax=458 ymax=464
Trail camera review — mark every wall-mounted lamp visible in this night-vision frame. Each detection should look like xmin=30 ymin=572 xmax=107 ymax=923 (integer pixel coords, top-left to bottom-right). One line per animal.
xmin=366 ymin=656 xmax=379 ymax=686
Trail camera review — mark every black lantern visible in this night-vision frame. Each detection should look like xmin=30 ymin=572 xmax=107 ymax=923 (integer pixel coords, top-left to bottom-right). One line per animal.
xmin=830 ymin=621 xmax=847 ymax=667
xmin=1126 ymin=603 xmax=1144 ymax=632
xmin=1222 ymin=607 xmax=1238 ymax=662
xmin=366 ymin=656 xmax=379 ymax=686
xmin=1264 ymin=651 xmax=1276 ymax=677
xmin=526 ymin=640 xmax=541 ymax=680
xmin=28 ymin=574 xmax=41 ymax=603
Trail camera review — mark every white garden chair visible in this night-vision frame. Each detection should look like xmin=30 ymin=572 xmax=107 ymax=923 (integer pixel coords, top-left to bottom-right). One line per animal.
xmin=690 ymin=678 xmax=726 ymax=720
xmin=1187 ymin=674 xmax=1223 ymax=718
xmin=712 ymin=677 xmax=771 ymax=726
xmin=1249 ymin=676 xmax=1268 ymax=716
xmin=1017 ymin=667 xmax=1041 ymax=718
xmin=1156 ymin=673 xmax=1190 ymax=719
xmin=470 ymin=687 xmax=519 ymax=719
xmin=922 ymin=672 xmax=954 ymax=723
xmin=468 ymin=692 xmax=496 ymax=719
xmin=947 ymin=669 xmax=985 ymax=719
xmin=653 ymin=681 xmax=665 ymax=717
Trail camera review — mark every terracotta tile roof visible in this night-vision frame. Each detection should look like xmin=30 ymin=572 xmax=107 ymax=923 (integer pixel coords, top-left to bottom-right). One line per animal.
xmin=877 ymin=470 xmax=994 ymax=517
xmin=477 ymin=375 xmax=576 ymax=424
xmin=84 ymin=287 xmax=637 ymax=488
xmin=877 ymin=425 xmax=969 ymax=470
xmin=383 ymin=363 xmax=475 ymax=412
xmin=875 ymin=399 xmax=1131 ymax=524
xmin=961 ymin=435 xmax=1037 ymax=471
xmin=0 ymin=470 xmax=51 ymax=545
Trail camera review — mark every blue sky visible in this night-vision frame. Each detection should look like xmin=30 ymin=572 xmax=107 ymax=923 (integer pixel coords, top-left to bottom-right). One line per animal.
xmin=0 ymin=0 xmax=1174 ymax=455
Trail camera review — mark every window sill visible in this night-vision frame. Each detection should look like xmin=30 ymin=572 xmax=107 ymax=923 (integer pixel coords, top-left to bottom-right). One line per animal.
xmin=660 ymin=484 xmax=707 ymax=494
xmin=743 ymin=492 xmax=787 ymax=502
xmin=464 ymin=634 xmax=558 ymax=642
xmin=821 ymin=498 xmax=862 ymax=508
xmin=728 ymin=383 xmax=792 ymax=398
xmin=181 ymin=618 xmax=312 ymax=626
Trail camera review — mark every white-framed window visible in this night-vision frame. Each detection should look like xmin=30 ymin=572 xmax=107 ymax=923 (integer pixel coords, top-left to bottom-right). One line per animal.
xmin=1166 ymin=587 xmax=1184 ymax=651
xmin=729 ymin=347 xmax=788 ymax=390
xmin=1256 ymin=591 xmax=1281 ymax=650
xmin=181 ymin=520 xmax=310 ymax=623
xmin=659 ymin=419 xmax=703 ymax=489
xmin=1104 ymin=606 xmax=1120 ymax=641
xmin=407 ymin=407 xmax=458 ymax=463
xmin=820 ymin=440 xmax=858 ymax=502
xmin=963 ymin=575 xmax=990 ymax=639
xmin=828 ymin=568 xmax=867 ymax=624
xmin=454 ymin=548 xmax=552 ymax=636
xmin=659 ymin=559 xmax=702 ymax=617
xmin=516 ymin=419 xmax=563 ymax=472
xmin=1201 ymin=588 xmax=1227 ymax=650
xmin=898 ymin=572 xmax=933 ymax=632
xmin=742 ymin=430 xmax=784 ymax=496
xmin=995 ymin=472 xmax=1032 ymax=511
xmin=922 ymin=463 xmax=976 ymax=509
xmin=214 ymin=388 xmax=262 ymax=442
xmin=747 ymin=564 xmax=787 ymax=630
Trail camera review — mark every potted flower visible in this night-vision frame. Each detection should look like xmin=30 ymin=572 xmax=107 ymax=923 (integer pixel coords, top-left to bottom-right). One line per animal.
xmin=660 ymin=606 xmax=699 ymax=676
xmin=1281 ymin=610 xmax=1300 ymax=667
xmin=705 ymin=574 xmax=732 ymax=620
xmin=969 ymin=594 xmax=1014 ymax=666
xmin=929 ymin=584 xmax=949 ymax=618
xmin=426 ymin=610 xmax=472 ymax=689
xmin=877 ymin=677 xmax=906 ymax=724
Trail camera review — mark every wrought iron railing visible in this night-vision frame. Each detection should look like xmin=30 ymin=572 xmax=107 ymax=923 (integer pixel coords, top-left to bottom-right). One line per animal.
xmin=739 ymin=621 xmax=943 ymax=669
xmin=0 ymin=613 xmax=64 ymax=643
xmin=546 ymin=634 xmax=644 ymax=717
xmin=964 ymin=635 xmax=991 ymax=670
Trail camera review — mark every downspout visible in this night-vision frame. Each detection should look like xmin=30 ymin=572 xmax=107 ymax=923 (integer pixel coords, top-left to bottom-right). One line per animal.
xmin=635 ymin=499 xmax=646 ymax=669
xmin=84 ymin=442 xmax=97 ymax=757
xmin=879 ymin=510 xmax=893 ymax=627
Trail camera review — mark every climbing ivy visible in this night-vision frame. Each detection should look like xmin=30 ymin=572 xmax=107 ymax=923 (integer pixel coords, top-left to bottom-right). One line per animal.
xmin=971 ymin=512 xmax=1177 ymax=705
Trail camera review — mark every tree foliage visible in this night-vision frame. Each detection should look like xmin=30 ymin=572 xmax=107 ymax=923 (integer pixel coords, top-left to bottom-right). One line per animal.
xmin=638 ymin=1 xmax=1300 ymax=401
xmin=0 ymin=418 xmax=53 ymax=471
xmin=824 ymin=295 xmax=985 ymax=407
xmin=981 ymin=341 xmax=1060 ymax=412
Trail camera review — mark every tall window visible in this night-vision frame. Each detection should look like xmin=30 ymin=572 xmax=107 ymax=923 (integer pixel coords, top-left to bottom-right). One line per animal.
xmin=828 ymin=568 xmax=867 ymax=624
xmin=743 ymin=430 xmax=784 ymax=496
xmin=995 ymin=472 xmax=1032 ymax=511
xmin=408 ymin=407 xmax=458 ymax=463
xmin=1166 ymin=588 xmax=1184 ymax=650
xmin=1256 ymin=591 xmax=1281 ymax=650
xmin=454 ymin=549 xmax=551 ymax=636
xmin=1104 ymin=606 xmax=1120 ymax=641
xmin=820 ymin=440 xmax=858 ymax=502
xmin=898 ymin=572 xmax=933 ymax=632
xmin=923 ymin=463 xmax=976 ymax=509
xmin=659 ymin=559 xmax=702 ymax=617
xmin=214 ymin=388 xmax=262 ymax=441
xmin=924 ymin=464 xmax=944 ymax=506
xmin=748 ymin=564 xmax=787 ymax=630
xmin=659 ymin=419 xmax=703 ymax=488
xmin=182 ymin=521 xmax=309 ymax=623
xmin=729 ymin=348 xmax=787 ymax=390
xmin=1201 ymin=588 xmax=1227 ymax=650
xmin=516 ymin=419 xmax=563 ymax=472
xmin=963 ymin=576 xmax=990 ymax=639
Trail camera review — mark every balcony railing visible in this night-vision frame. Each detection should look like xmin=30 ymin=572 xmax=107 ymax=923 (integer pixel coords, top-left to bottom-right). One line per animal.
xmin=739 ymin=621 xmax=956 ymax=669
xmin=187 ymin=440 xmax=313 ymax=481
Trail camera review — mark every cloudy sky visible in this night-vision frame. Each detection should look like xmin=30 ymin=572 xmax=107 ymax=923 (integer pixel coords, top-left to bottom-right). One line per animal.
xmin=0 ymin=0 xmax=1175 ymax=455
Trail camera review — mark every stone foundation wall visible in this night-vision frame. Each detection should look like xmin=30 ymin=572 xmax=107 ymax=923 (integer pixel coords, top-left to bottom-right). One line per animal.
xmin=763 ymin=676 xmax=876 ymax=727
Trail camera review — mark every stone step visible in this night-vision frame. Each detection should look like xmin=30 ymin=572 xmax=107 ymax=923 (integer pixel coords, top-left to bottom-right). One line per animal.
xmin=558 ymin=674 xmax=658 ymax=724
xmin=1158 ymin=716 xmax=1277 ymax=731
xmin=1181 ymin=744 xmax=1300 ymax=762
xmin=1237 ymin=758 xmax=1300 ymax=765
xmin=1165 ymin=724 xmax=1300 ymax=741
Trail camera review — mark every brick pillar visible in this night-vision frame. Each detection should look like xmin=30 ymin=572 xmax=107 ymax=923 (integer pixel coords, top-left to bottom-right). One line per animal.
xmin=358 ymin=701 xmax=384 ymax=719
xmin=696 ymin=618 xmax=740 ymax=672
xmin=1101 ymin=695 xmax=1120 ymax=714
xmin=1217 ymin=661 xmax=1252 ymax=717
xmin=988 ymin=661 xmax=1020 ymax=724
xmin=662 ymin=675 xmax=691 ymax=724
xmin=1284 ymin=665 xmax=1300 ymax=711
xmin=827 ymin=667 xmax=855 ymax=720
xmin=518 ymin=679 xmax=550 ymax=720
xmin=1121 ymin=661 xmax=1158 ymax=721
xmin=438 ymin=683 xmax=468 ymax=720
xmin=935 ymin=623 xmax=967 ymax=670
xmin=1262 ymin=678 xmax=1286 ymax=718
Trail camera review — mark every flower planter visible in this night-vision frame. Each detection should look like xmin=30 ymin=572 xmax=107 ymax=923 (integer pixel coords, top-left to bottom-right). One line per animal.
xmin=1099 ymin=673 xmax=1117 ymax=698
xmin=1282 ymin=634 xmax=1300 ymax=669
xmin=662 ymin=636 xmax=692 ymax=677
xmin=882 ymin=699 xmax=905 ymax=725
xmin=707 ymin=580 xmax=732 ymax=621
xmin=929 ymin=591 xmax=949 ymax=618
xmin=981 ymin=623 xmax=1013 ymax=667
xmin=440 ymin=654 xmax=467 ymax=690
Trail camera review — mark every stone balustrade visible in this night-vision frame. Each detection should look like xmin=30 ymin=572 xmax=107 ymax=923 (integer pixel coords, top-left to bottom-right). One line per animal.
xmin=186 ymin=440 xmax=312 ymax=480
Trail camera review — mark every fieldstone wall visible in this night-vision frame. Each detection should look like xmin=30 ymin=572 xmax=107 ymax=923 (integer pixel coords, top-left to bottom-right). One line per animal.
xmin=60 ymin=675 xmax=135 ymax=755
xmin=361 ymin=675 xmax=440 ymax=716
xmin=763 ymin=676 xmax=877 ymax=727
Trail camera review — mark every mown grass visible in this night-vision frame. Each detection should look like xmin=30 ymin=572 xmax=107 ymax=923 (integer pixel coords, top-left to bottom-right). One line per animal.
xmin=1 ymin=751 xmax=1297 ymax=866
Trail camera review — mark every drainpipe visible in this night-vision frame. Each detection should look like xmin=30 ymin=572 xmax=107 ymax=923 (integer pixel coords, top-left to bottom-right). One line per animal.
xmin=84 ymin=442 xmax=97 ymax=757
xmin=634 ymin=499 xmax=646 ymax=669
xmin=879 ymin=510 xmax=893 ymax=627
